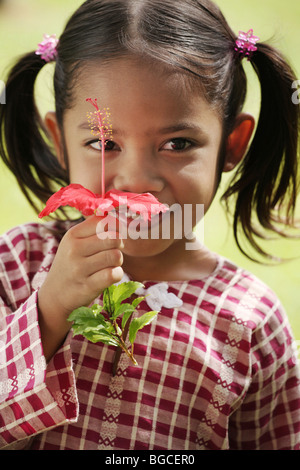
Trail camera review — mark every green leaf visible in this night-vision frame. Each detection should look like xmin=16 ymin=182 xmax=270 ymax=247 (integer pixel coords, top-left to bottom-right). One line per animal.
xmin=102 ymin=282 xmax=144 ymax=318
xmin=112 ymin=302 xmax=135 ymax=321
xmin=67 ymin=282 xmax=149 ymax=363
xmin=112 ymin=281 xmax=144 ymax=306
xmin=103 ymin=286 xmax=115 ymax=315
xmin=120 ymin=297 xmax=145 ymax=328
xmin=68 ymin=306 xmax=106 ymax=328
xmin=83 ymin=329 xmax=120 ymax=346
xmin=68 ymin=306 xmax=91 ymax=323
xmin=71 ymin=312 xmax=120 ymax=344
xmin=121 ymin=309 xmax=134 ymax=330
xmin=114 ymin=322 xmax=122 ymax=337
xmin=68 ymin=306 xmax=116 ymax=344
xmin=72 ymin=321 xmax=112 ymax=336
xmin=128 ymin=311 xmax=158 ymax=345
xmin=132 ymin=296 xmax=145 ymax=308
xmin=91 ymin=304 xmax=103 ymax=314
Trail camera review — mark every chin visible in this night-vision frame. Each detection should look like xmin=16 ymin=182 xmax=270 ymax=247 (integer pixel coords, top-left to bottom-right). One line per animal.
xmin=121 ymin=237 xmax=174 ymax=259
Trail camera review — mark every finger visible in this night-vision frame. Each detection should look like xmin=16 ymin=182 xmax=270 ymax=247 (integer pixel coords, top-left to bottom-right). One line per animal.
xmin=95 ymin=214 xmax=124 ymax=239
xmin=87 ymin=266 xmax=124 ymax=293
xmin=70 ymin=214 xmax=112 ymax=239
xmin=74 ymin=233 xmax=124 ymax=258
xmin=85 ymin=248 xmax=124 ymax=276
xmin=74 ymin=215 xmax=123 ymax=242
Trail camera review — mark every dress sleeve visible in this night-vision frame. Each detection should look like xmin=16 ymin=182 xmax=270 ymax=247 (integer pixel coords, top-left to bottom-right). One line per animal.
xmin=229 ymin=299 xmax=300 ymax=450
xmin=0 ymin=227 xmax=79 ymax=449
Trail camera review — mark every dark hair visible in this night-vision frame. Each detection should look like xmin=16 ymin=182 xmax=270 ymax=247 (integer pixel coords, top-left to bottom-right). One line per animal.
xmin=0 ymin=0 xmax=299 ymax=260
xmin=0 ymin=53 xmax=69 ymax=213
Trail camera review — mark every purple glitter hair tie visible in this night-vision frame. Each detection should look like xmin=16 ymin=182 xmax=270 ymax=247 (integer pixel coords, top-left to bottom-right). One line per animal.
xmin=35 ymin=34 xmax=59 ymax=63
xmin=235 ymin=29 xmax=260 ymax=60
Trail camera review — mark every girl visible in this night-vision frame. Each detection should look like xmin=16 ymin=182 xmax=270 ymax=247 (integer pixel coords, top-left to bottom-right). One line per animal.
xmin=0 ymin=0 xmax=299 ymax=450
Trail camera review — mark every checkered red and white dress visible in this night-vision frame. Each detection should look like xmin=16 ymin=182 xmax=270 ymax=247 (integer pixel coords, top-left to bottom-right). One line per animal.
xmin=0 ymin=221 xmax=299 ymax=450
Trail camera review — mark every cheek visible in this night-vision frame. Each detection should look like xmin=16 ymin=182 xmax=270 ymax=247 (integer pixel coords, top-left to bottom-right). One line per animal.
xmin=174 ymin=160 xmax=218 ymax=206
xmin=65 ymin=145 xmax=102 ymax=192
xmin=69 ymin=169 xmax=102 ymax=193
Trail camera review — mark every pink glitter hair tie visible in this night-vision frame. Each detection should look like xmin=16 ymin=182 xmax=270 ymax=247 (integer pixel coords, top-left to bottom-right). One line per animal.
xmin=35 ymin=34 xmax=59 ymax=63
xmin=235 ymin=29 xmax=260 ymax=60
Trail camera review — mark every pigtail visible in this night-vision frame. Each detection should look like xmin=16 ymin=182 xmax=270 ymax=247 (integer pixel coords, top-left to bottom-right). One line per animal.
xmin=222 ymin=43 xmax=300 ymax=261
xmin=0 ymin=52 xmax=68 ymax=214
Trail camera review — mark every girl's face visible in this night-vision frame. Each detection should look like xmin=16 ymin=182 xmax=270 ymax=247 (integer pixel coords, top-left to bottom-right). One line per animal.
xmin=50 ymin=57 xmax=225 ymax=259
xmin=65 ymin=57 xmax=223 ymax=197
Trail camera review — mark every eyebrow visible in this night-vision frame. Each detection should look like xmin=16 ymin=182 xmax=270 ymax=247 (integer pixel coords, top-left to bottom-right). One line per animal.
xmin=157 ymin=123 xmax=206 ymax=136
xmin=78 ymin=122 xmax=95 ymax=130
xmin=78 ymin=121 xmax=206 ymax=136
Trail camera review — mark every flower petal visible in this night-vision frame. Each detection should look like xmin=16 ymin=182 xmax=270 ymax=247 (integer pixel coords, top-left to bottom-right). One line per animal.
xmin=107 ymin=189 xmax=168 ymax=221
xmin=39 ymin=185 xmax=168 ymax=220
xmin=38 ymin=184 xmax=114 ymax=218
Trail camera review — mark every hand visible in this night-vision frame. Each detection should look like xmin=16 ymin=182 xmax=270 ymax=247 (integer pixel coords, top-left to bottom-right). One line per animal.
xmin=38 ymin=215 xmax=124 ymax=360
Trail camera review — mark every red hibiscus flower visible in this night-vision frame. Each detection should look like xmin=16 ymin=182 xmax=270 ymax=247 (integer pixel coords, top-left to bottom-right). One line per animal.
xmin=39 ymin=100 xmax=168 ymax=222
xmin=38 ymin=184 xmax=168 ymax=221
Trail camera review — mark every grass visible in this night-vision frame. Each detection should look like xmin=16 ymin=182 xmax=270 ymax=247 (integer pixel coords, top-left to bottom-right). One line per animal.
xmin=0 ymin=0 xmax=300 ymax=339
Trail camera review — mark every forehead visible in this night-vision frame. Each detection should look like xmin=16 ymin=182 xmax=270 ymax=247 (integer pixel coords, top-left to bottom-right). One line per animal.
xmin=66 ymin=56 xmax=222 ymax=130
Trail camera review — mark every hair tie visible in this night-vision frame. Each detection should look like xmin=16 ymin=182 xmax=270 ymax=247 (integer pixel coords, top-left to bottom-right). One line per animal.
xmin=35 ymin=34 xmax=59 ymax=63
xmin=235 ymin=29 xmax=260 ymax=60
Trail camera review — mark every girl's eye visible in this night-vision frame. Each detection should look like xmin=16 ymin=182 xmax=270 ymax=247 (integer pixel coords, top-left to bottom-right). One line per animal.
xmin=161 ymin=138 xmax=193 ymax=152
xmin=88 ymin=140 xmax=117 ymax=151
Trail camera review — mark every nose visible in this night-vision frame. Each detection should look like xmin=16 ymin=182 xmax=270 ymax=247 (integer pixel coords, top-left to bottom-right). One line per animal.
xmin=113 ymin=149 xmax=164 ymax=195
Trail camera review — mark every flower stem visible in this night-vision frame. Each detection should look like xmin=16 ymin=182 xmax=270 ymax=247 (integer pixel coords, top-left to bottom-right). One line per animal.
xmin=86 ymin=98 xmax=106 ymax=197
xmin=100 ymin=132 xmax=105 ymax=198
xmin=118 ymin=340 xmax=138 ymax=366
xmin=112 ymin=317 xmax=138 ymax=366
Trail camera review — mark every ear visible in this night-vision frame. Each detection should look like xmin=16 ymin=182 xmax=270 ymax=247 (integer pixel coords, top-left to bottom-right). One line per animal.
xmin=44 ymin=111 xmax=66 ymax=169
xmin=223 ymin=113 xmax=255 ymax=172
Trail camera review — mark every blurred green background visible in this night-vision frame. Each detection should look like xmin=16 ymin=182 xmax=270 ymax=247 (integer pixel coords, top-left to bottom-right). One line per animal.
xmin=0 ymin=0 xmax=299 ymax=339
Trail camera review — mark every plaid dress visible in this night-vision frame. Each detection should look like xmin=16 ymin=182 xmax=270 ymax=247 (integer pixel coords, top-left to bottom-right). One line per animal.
xmin=0 ymin=221 xmax=299 ymax=450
